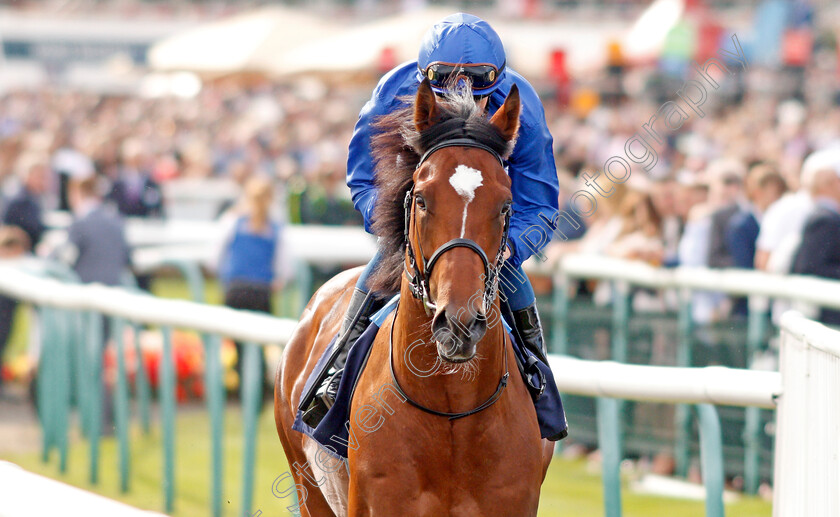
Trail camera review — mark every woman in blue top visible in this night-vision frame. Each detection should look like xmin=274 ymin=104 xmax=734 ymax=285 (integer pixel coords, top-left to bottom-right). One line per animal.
xmin=303 ymin=13 xmax=560 ymax=422
xmin=217 ymin=176 xmax=290 ymax=396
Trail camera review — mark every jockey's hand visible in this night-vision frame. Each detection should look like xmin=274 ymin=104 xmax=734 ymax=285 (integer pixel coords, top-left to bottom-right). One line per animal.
xmin=504 ymin=245 xmax=511 ymax=260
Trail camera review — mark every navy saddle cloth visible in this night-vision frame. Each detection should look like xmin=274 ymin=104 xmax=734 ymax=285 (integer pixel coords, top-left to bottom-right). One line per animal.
xmin=292 ymin=298 xmax=568 ymax=459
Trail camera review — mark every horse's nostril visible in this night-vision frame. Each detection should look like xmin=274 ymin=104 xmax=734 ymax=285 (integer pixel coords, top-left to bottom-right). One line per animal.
xmin=431 ymin=308 xmax=448 ymax=338
xmin=470 ymin=313 xmax=488 ymax=336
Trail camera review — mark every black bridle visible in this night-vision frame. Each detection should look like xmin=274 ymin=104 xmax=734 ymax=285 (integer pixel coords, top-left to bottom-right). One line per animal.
xmin=403 ymin=138 xmax=512 ymax=317
xmin=390 ymin=137 xmax=512 ymax=421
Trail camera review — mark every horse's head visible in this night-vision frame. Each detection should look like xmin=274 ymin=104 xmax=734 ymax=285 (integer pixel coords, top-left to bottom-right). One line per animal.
xmin=405 ymin=78 xmax=520 ymax=363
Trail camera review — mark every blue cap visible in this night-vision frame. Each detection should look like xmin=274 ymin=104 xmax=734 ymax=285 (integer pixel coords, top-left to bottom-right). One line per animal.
xmin=416 ymin=13 xmax=507 ymax=95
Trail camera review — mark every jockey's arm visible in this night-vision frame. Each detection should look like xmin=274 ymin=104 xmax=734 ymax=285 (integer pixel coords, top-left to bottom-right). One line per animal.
xmin=347 ymin=96 xmax=381 ymax=234
xmin=347 ymin=65 xmax=415 ymax=234
xmin=504 ymin=91 xmax=560 ymax=269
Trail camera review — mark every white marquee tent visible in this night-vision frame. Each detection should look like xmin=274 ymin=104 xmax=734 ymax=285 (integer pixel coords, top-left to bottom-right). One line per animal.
xmin=148 ymin=6 xmax=337 ymax=76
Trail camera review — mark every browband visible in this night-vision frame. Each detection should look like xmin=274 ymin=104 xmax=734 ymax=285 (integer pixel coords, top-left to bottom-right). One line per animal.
xmin=416 ymin=138 xmax=505 ymax=170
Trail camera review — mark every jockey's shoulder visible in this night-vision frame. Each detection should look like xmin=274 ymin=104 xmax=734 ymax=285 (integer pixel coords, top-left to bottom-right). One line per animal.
xmin=374 ymin=61 xmax=421 ymax=96
xmin=490 ymin=70 xmax=545 ymax=126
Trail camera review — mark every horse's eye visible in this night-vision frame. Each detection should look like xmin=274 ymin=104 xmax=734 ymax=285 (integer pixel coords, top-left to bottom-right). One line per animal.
xmin=415 ymin=194 xmax=427 ymax=211
xmin=500 ymin=201 xmax=512 ymax=216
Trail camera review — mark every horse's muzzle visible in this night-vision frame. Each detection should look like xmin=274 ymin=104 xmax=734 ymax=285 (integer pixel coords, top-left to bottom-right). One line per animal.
xmin=431 ymin=306 xmax=487 ymax=362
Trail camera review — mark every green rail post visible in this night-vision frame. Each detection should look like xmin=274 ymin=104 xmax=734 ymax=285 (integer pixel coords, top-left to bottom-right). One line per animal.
xmin=204 ymin=333 xmax=225 ymax=517
xmin=743 ymin=295 xmax=768 ymax=494
xmin=55 ymin=309 xmax=72 ymax=473
xmin=72 ymin=311 xmax=91 ymax=441
xmin=675 ymin=288 xmax=693 ymax=478
xmin=695 ymin=404 xmax=725 ymax=517
xmin=38 ymin=307 xmax=55 ymax=463
xmin=551 ymin=269 xmax=569 ymax=355
xmin=160 ymin=326 xmax=176 ymax=513
xmin=611 ymin=281 xmax=630 ymax=363
xmin=240 ymin=342 xmax=263 ymax=517
xmin=610 ymin=281 xmax=630 ymax=466
xmin=113 ymin=317 xmax=131 ymax=493
xmin=131 ymin=322 xmax=152 ymax=434
xmin=87 ymin=311 xmax=103 ymax=485
xmin=597 ymin=397 xmax=623 ymax=517
xmin=170 ymin=259 xmax=206 ymax=304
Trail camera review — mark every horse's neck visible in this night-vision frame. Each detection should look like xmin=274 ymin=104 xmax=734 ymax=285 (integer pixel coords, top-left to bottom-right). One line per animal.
xmin=390 ymin=283 xmax=507 ymax=412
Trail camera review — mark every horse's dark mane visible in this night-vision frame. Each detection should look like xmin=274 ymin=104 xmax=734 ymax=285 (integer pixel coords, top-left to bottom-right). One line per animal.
xmin=366 ymin=87 xmax=514 ymax=295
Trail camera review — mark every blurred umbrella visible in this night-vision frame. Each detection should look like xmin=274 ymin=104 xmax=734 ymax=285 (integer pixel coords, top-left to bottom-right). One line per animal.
xmin=275 ymin=7 xmax=622 ymax=79
xmin=273 ymin=7 xmax=452 ymax=78
xmin=624 ymin=0 xmax=685 ymax=63
xmin=148 ymin=6 xmax=336 ymax=77
xmin=494 ymin=19 xmax=622 ymax=76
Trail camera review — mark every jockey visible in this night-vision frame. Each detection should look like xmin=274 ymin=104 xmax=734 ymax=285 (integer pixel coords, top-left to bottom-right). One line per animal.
xmin=301 ymin=13 xmax=560 ymax=425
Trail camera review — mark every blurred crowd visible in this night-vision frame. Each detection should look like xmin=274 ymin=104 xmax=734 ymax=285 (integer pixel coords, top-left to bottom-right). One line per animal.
xmin=0 ymin=50 xmax=839 ymax=336
xmin=0 ymin=81 xmax=365 ymax=231
xmin=543 ymin=60 xmax=840 ymax=326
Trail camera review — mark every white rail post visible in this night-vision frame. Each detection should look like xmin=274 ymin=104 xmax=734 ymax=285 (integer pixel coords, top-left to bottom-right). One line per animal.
xmin=774 ymin=312 xmax=840 ymax=517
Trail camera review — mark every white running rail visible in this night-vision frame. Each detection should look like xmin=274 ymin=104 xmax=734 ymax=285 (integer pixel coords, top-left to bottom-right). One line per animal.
xmin=0 ymin=262 xmax=297 ymax=344
xmin=555 ymin=254 xmax=840 ymax=309
xmin=549 ymin=355 xmax=780 ymax=409
xmin=773 ymin=312 xmax=840 ymax=517
xmin=0 ymin=461 xmax=168 ymax=517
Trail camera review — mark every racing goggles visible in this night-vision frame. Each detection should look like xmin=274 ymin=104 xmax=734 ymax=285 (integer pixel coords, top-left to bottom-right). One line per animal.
xmin=421 ymin=62 xmax=504 ymax=93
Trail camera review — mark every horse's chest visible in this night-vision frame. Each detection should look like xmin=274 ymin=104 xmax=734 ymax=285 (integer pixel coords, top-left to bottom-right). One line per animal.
xmin=345 ymin=336 xmax=543 ymax=515
xmin=348 ymin=404 xmax=543 ymax=515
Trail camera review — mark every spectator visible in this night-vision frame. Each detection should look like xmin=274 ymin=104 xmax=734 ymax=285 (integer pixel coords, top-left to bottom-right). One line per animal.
xmin=791 ymin=151 xmax=840 ymax=325
xmin=755 ymin=152 xmax=820 ymax=273
xmin=59 ymin=173 xmax=131 ymax=434
xmin=214 ymin=176 xmax=291 ymax=396
xmin=2 ymin=153 xmax=49 ymax=250
xmin=706 ymin=158 xmax=747 ymax=269
xmin=52 ymin=137 xmax=94 ymax=213
xmin=727 ymin=164 xmax=787 ymax=270
xmin=63 ymin=175 xmax=131 ymax=286
xmin=545 ymin=181 xmax=629 ymax=262
xmin=650 ymin=177 xmax=681 ymax=267
xmin=108 ymin=139 xmax=163 ymax=219
xmin=608 ymin=190 xmax=664 ymax=265
xmin=677 ymin=169 xmax=724 ymax=323
xmin=298 ymin=167 xmax=361 ymax=226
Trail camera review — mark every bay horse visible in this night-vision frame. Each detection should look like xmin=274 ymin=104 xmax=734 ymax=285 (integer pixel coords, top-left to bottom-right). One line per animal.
xmin=274 ymin=78 xmax=554 ymax=516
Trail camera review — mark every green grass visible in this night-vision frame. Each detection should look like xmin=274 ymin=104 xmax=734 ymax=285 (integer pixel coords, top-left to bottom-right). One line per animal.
xmin=149 ymin=276 xmax=224 ymax=305
xmin=5 ymin=302 xmax=31 ymax=359
xmin=1 ymin=407 xmax=771 ymax=517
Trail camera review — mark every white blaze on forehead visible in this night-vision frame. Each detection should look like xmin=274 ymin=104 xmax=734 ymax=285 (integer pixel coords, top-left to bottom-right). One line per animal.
xmin=449 ymin=165 xmax=484 ymax=238
xmin=449 ymin=165 xmax=484 ymax=202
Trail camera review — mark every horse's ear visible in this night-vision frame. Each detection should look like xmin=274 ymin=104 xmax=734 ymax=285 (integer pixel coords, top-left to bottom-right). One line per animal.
xmin=489 ymin=84 xmax=521 ymax=142
xmin=414 ymin=78 xmax=439 ymax=133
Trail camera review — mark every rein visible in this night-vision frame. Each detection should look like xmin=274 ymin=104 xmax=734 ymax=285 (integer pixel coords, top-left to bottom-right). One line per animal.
xmin=387 ymin=303 xmax=510 ymax=420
